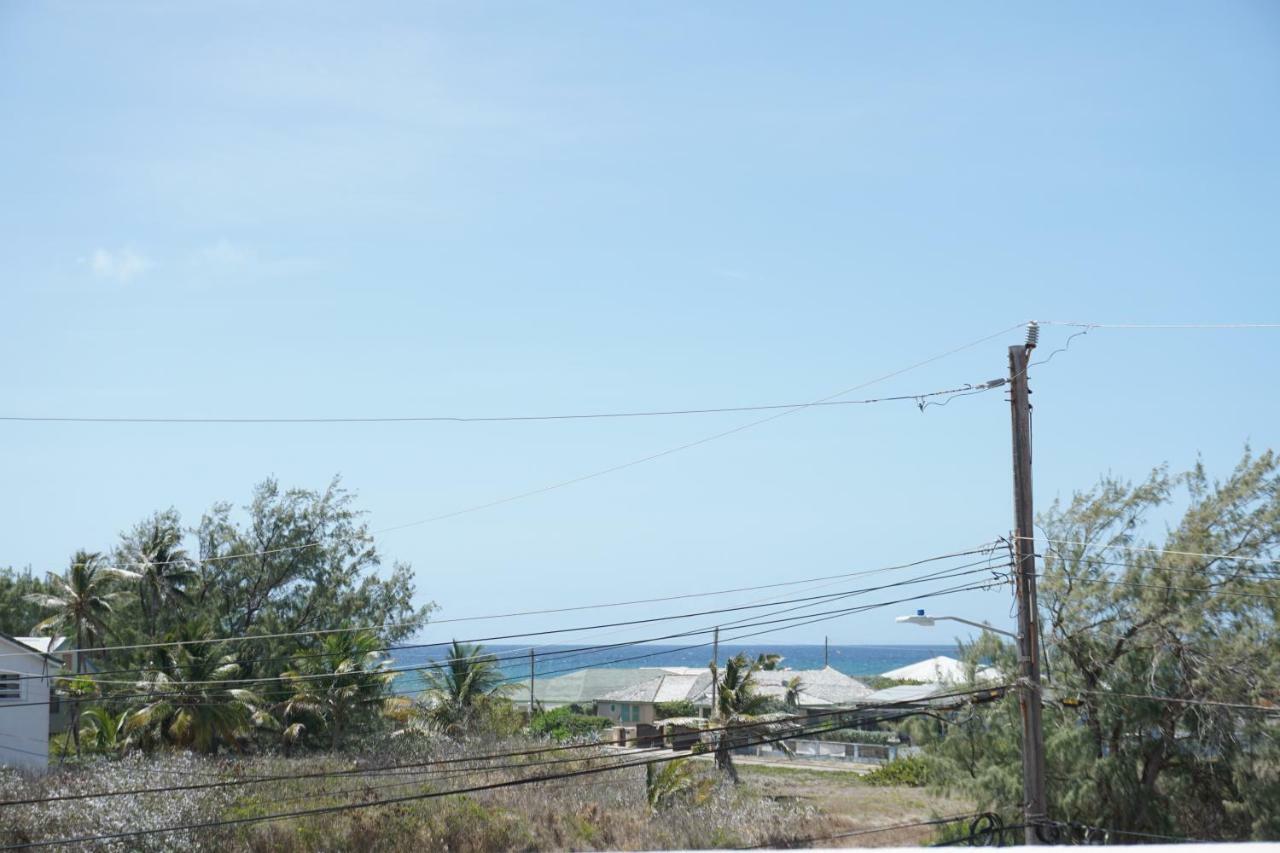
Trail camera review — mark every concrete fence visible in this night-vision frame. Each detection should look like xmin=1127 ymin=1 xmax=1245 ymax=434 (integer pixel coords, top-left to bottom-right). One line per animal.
xmin=732 ymin=739 xmax=918 ymax=765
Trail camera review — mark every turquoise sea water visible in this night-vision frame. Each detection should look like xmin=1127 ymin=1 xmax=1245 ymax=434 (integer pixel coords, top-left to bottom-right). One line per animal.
xmin=388 ymin=643 xmax=959 ymax=693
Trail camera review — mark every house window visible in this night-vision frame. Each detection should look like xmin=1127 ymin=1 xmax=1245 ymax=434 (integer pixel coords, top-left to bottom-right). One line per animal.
xmin=0 ymin=672 xmax=20 ymax=701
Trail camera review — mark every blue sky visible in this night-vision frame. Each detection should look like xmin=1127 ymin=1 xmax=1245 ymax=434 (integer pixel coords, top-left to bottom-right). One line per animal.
xmin=2 ymin=2 xmax=1278 ymax=647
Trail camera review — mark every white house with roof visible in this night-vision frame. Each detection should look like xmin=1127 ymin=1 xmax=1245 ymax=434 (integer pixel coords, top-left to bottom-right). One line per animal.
xmin=507 ymin=664 xmax=875 ymax=725
xmin=597 ymin=670 xmax=713 ymax=724
xmin=15 ymin=636 xmax=79 ymax=734
xmin=592 ymin=665 xmax=874 ymax=724
xmin=880 ymin=655 xmax=999 ymax=685
xmin=508 ymin=667 xmax=684 ymax=712
xmin=0 ymin=633 xmax=63 ymax=770
xmin=689 ymin=665 xmax=874 ymax=716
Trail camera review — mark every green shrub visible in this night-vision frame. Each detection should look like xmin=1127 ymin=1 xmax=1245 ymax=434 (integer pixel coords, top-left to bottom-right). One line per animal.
xmin=862 ymin=676 xmax=927 ymax=690
xmin=654 ymin=700 xmax=696 ymax=719
xmin=814 ymin=728 xmax=901 ymax=745
xmin=528 ymin=706 xmax=612 ymax=741
xmin=861 ymin=754 xmax=929 ymax=787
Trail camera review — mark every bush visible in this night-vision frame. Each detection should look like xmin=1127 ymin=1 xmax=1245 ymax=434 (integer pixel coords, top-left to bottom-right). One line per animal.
xmin=814 ymin=728 xmax=902 ymax=745
xmin=653 ymin=700 xmax=696 ymax=719
xmin=861 ymin=754 xmax=929 ymax=787
xmin=862 ymin=676 xmax=927 ymax=690
xmin=528 ymin=706 xmax=612 ymax=741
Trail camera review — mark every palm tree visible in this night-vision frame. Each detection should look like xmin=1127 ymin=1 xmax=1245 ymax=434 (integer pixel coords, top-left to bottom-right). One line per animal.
xmin=79 ymin=706 xmax=127 ymax=754
xmin=754 ymin=652 xmax=783 ymax=671
xmin=783 ymin=675 xmax=804 ymax=708
xmin=130 ymin=518 xmax=196 ymax=640
xmin=127 ymin=627 xmax=261 ymax=753
xmin=26 ymin=550 xmax=137 ymax=755
xmin=278 ymin=631 xmax=394 ymax=750
xmin=420 ymin=640 xmax=511 ymax=733
xmin=710 ymin=653 xmax=775 ymax=783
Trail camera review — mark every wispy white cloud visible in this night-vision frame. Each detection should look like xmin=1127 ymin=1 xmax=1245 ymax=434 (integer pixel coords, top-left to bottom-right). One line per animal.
xmin=193 ymin=239 xmax=254 ymax=268
xmin=90 ymin=247 xmax=153 ymax=282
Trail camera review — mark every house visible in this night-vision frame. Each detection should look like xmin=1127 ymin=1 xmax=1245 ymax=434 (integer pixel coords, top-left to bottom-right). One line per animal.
xmin=507 ymin=663 xmax=875 ymax=726
xmin=508 ymin=667 xmax=685 ymax=712
xmin=879 ymin=655 xmax=999 ymax=684
xmin=0 ymin=633 xmax=63 ymax=770
xmin=15 ymin=636 xmax=79 ymax=734
xmin=689 ymin=665 xmax=875 ymax=718
xmin=596 ymin=665 xmax=874 ymax=724
xmin=597 ymin=671 xmax=712 ymax=725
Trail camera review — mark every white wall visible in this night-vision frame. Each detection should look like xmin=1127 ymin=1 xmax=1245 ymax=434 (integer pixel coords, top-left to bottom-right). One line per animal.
xmin=0 ymin=639 xmax=52 ymax=770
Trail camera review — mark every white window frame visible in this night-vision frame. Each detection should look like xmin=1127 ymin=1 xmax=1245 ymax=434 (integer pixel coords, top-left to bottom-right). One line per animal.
xmin=0 ymin=671 xmax=22 ymax=702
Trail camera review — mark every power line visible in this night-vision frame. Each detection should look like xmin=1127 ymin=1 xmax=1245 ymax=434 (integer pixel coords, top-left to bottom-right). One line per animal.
xmin=745 ymin=813 xmax=992 ymax=849
xmin=0 ymin=574 xmax=1008 ymax=711
xmin=1037 ymin=552 xmax=1280 ymax=580
xmin=1046 ymin=572 xmax=1280 ymax=602
xmin=0 ymin=543 xmax=1000 ymax=663
xmin=0 ymin=574 xmax=1007 ymax=711
xmin=1067 ymin=687 xmax=1280 ymax=715
xmin=62 ymin=322 xmax=1026 ymax=575
xmin=1022 ymin=536 xmax=1280 ymax=566
xmin=0 ymin=382 xmax=1004 ymax=425
xmin=32 ymin=557 xmax=999 ymax=687
xmin=0 ymin=685 xmax=1004 ymax=808
xmin=0 ymin=686 xmax=1008 ymax=829
xmin=1036 ymin=321 xmax=1280 ymax=329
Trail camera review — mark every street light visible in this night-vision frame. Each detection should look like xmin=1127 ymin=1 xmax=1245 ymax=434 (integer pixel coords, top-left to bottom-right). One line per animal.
xmin=895 ymin=609 xmax=1017 ymax=640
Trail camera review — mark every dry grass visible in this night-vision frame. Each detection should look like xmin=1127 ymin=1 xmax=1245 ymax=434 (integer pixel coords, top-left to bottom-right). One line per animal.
xmin=737 ymin=764 xmax=974 ymax=848
xmin=0 ymin=739 xmax=968 ymax=850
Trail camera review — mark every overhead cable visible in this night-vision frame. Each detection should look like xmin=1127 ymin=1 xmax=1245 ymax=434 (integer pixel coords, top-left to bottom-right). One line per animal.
xmin=0 ymin=542 xmax=1001 ymax=662
xmin=67 ymin=322 xmax=1027 ymax=575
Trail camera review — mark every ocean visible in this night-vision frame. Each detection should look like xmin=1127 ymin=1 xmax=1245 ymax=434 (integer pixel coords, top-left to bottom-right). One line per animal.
xmin=387 ymin=643 xmax=958 ymax=693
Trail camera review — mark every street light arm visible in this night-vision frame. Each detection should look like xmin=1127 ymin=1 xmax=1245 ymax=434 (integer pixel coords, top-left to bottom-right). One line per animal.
xmin=933 ymin=615 xmax=1017 ymax=640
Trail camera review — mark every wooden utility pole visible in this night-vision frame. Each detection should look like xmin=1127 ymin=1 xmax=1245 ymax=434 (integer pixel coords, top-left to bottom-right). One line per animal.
xmin=528 ymin=649 xmax=536 ymax=717
xmin=710 ymin=626 xmax=720 ymax=714
xmin=1009 ymin=324 xmax=1048 ymax=844
xmin=824 ymin=636 xmax=829 ymax=668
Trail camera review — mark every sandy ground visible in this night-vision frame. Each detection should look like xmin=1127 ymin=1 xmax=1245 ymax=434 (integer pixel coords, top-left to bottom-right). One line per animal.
xmin=735 ymin=763 xmax=974 ymax=848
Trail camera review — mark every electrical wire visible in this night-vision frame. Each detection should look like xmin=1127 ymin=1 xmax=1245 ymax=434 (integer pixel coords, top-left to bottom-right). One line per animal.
xmin=1067 ymin=688 xmax=1280 ymax=715
xmin=0 ymin=542 xmax=1000 ymax=665
xmin=1020 ymin=536 xmax=1280 ymax=566
xmin=0 ymin=693 xmax=1015 ymax=853
xmin=0 ymin=382 xmax=1003 ymax=425
xmin=742 ymin=813 xmax=989 ymax=849
xmin=54 ymin=322 xmax=1026 ymax=577
xmin=1045 ymin=572 xmax=1280 ymax=602
xmin=84 ymin=557 xmax=1005 ymax=687
xmin=1037 ymin=552 xmax=1280 ymax=581
xmin=0 ymin=577 xmax=1008 ymax=730
xmin=0 ymin=569 xmax=1009 ymax=710
xmin=1036 ymin=321 xmax=1280 ymax=329
xmin=5 ymin=553 xmax=992 ymax=687
xmin=0 ymin=685 xmax=1008 ymax=809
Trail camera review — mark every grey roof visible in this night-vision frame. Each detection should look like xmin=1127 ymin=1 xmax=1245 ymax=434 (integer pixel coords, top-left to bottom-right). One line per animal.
xmin=0 ymin=633 xmax=64 ymax=665
xmin=690 ymin=666 xmax=874 ymax=708
xmin=864 ymin=684 xmax=948 ymax=705
xmin=14 ymin=636 xmax=67 ymax=655
xmin=507 ymin=665 xmax=874 ymax=710
xmin=507 ymin=667 xmax=677 ymax=708
xmin=863 ymin=682 xmax=1007 ymax=709
xmin=599 ymin=672 xmax=713 ymax=704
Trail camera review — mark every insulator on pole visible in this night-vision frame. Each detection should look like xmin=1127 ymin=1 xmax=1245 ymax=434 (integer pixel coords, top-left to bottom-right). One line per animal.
xmin=1025 ymin=321 xmax=1040 ymax=350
